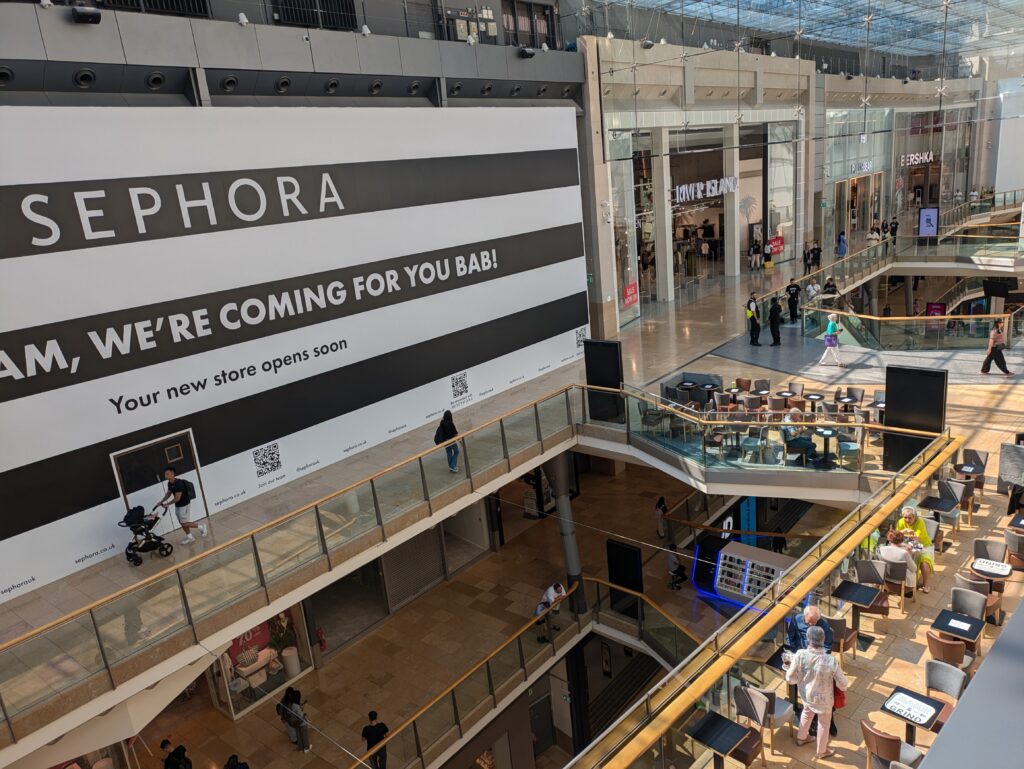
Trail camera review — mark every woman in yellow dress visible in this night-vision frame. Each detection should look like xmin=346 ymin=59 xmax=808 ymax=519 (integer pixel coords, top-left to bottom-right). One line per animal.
xmin=895 ymin=507 xmax=935 ymax=593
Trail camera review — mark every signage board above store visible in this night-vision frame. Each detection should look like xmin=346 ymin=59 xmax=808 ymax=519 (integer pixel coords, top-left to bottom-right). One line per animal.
xmin=900 ymin=151 xmax=935 ymax=167
xmin=674 ymin=176 xmax=738 ymax=204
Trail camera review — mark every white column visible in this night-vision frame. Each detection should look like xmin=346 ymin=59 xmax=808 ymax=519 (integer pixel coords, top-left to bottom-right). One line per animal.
xmin=723 ymin=122 xmax=741 ymax=277
xmin=652 ymin=127 xmax=675 ymax=302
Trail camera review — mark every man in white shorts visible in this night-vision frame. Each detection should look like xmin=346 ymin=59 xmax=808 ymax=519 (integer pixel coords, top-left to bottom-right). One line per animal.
xmin=159 ymin=466 xmax=207 ymax=544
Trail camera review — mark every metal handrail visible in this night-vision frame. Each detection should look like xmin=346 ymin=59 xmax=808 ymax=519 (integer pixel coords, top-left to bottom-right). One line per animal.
xmin=565 ymin=431 xmax=962 ymax=769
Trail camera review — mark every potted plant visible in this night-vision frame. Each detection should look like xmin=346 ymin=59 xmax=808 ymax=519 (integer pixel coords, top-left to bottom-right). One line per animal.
xmin=269 ymin=612 xmax=301 ymax=678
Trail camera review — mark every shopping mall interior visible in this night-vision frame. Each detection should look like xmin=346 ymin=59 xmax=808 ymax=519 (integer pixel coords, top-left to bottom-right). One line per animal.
xmin=1 ymin=1 xmax=1024 ymax=769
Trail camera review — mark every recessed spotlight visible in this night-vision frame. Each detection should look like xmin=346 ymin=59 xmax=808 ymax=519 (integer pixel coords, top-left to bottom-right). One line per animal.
xmin=221 ymin=75 xmax=239 ymax=92
xmin=325 ymin=77 xmax=340 ymax=94
xmin=144 ymin=71 xmax=165 ymax=91
xmin=368 ymin=79 xmax=383 ymax=95
xmin=408 ymin=79 xmax=421 ymax=95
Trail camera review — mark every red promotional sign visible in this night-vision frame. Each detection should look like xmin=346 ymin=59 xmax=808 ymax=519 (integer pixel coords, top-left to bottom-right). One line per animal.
xmin=622 ymin=280 xmax=639 ymax=308
xmin=229 ymin=620 xmax=271 ymax=662
xmin=926 ymin=302 xmax=946 ymax=333
xmin=768 ymin=236 xmax=784 ymax=255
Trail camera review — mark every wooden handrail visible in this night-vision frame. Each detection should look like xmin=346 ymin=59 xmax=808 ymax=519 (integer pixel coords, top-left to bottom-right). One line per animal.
xmin=587 ymin=434 xmax=963 ymax=768
xmin=348 ymin=576 xmax=702 ymax=767
xmin=0 ymin=385 xmax=572 ymax=655
xmin=0 ymin=383 xmax=940 ymax=656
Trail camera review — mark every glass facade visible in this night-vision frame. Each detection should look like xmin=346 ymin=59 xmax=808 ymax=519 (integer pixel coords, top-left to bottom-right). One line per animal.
xmin=767 ymin=123 xmax=797 ymax=266
xmin=823 ymin=108 xmax=894 ymax=251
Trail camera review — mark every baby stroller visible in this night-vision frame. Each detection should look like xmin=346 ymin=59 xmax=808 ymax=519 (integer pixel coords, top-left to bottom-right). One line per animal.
xmin=119 ymin=506 xmax=173 ymax=566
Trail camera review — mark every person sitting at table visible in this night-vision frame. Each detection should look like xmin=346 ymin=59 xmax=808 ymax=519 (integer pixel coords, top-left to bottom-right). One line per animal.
xmin=782 ymin=408 xmax=818 ymax=462
xmin=786 ymin=625 xmax=847 ymax=760
xmin=895 ymin=507 xmax=935 ymax=593
xmin=878 ymin=529 xmax=918 ymax=590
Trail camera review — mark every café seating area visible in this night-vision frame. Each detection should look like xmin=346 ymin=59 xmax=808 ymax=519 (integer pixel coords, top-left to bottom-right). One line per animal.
xmin=686 ymin=444 xmax=1023 ymax=769
xmin=640 ymin=373 xmax=887 ymax=473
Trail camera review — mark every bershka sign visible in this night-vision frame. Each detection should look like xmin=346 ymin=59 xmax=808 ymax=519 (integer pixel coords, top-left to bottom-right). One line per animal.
xmin=673 ymin=176 xmax=738 ymax=204
xmin=0 ymin=106 xmax=589 ymax=599
xmin=900 ymin=151 xmax=935 ymax=167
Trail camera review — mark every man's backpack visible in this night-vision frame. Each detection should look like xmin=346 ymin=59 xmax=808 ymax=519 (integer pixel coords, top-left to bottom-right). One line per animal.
xmin=180 ymin=478 xmax=196 ymax=502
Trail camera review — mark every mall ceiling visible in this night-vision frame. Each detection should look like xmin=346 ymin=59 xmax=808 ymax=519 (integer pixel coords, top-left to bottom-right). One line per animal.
xmin=626 ymin=0 xmax=1024 ymax=58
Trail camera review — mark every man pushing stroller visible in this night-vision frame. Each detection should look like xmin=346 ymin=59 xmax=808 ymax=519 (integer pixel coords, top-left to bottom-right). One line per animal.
xmin=157 ymin=466 xmax=207 ymax=545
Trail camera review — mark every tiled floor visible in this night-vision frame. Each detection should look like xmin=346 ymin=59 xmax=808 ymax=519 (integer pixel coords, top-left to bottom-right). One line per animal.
xmin=136 ymin=464 xmax=704 ymax=769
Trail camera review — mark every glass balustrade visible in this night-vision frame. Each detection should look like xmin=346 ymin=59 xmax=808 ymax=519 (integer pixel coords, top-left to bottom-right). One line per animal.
xmin=566 ymin=432 xmax=958 ymax=769
xmin=0 ymin=383 xmax=948 ymax=745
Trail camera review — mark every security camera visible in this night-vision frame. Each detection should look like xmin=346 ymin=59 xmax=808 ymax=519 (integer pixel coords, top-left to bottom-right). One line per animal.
xmin=466 ymin=33 xmax=476 ymax=45
xmin=237 ymin=12 xmax=249 ymax=25
xmin=541 ymin=42 xmax=549 ymax=52
xmin=361 ymin=24 xmax=372 ymax=37
xmin=39 ymin=0 xmax=53 ymax=8
xmin=518 ymin=46 xmax=536 ymax=59
xmin=641 ymin=39 xmax=654 ymax=49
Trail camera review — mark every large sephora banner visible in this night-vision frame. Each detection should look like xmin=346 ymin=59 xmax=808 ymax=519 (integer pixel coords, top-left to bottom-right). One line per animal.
xmin=0 ymin=106 xmax=588 ymax=599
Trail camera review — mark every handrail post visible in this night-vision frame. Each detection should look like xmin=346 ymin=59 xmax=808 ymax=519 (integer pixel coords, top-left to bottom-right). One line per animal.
xmin=369 ymin=479 xmax=386 ymax=541
xmin=499 ymin=419 xmax=510 ymax=464
xmin=176 ymin=571 xmax=199 ymax=643
xmin=451 ymin=690 xmax=463 ymax=737
xmin=532 ymin=403 xmax=543 ymax=444
xmin=418 ymin=457 xmax=431 ymax=512
xmin=485 ymin=658 xmax=497 ymax=706
xmin=0 ymin=691 xmax=14 ymax=744
xmin=250 ymin=535 xmax=271 ymax=603
xmin=313 ymin=504 xmax=329 ymax=557
xmin=88 ymin=609 xmax=117 ymax=689
xmin=461 ymin=437 xmax=473 ymax=484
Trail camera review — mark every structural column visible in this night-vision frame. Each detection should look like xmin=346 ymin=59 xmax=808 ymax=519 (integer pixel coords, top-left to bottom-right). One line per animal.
xmin=723 ymin=122 xmax=741 ymax=277
xmin=904 ymin=279 xmax=914 ymax=316
xmin=542 ymin=453 xmax=586 ymax=612
xmin=868 ymin=276 xmax=880 ymax=317
xmin=652 ymin=127 xmax=675 ymax=302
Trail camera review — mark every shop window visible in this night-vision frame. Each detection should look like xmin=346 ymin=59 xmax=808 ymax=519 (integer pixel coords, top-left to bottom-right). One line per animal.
xmin=208 ymin=605 xmax=313 ymax=718
xmin=305 ymin=561 xmax=389 ymax=656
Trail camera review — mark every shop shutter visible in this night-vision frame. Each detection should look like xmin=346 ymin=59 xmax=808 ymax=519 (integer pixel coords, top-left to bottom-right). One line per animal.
xmin=381 ymin=527 xmax=445 ymax=610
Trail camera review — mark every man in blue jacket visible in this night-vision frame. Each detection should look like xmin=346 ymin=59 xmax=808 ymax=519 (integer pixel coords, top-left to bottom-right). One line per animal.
xmin=786 ymin=604 xmax=837 ymax=736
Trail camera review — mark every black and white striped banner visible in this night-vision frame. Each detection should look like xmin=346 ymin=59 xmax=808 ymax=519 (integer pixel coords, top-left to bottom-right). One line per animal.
xmin=0 ymin=106 xmax=588 ymax=596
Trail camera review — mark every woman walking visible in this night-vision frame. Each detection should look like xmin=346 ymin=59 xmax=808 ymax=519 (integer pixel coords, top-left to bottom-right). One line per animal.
xmin=786 ymin=625 xmax=847 ymax=760
xmin=654 ymin=496 xmax=668 ymax=539
xmin=980 ymin=318 xmax=1013 ymax=376
xmin=836 ymin=231 xmax=848 ymax=259
xmin=434 ymin=410 xmax=460 ymax=472
xmin=819 ymin=313 xmax=844 ymax=367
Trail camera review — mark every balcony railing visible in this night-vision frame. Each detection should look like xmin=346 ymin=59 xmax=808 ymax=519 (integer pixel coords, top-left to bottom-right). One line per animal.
xmin=0 ymin=385 xmax=947 ymax=748
xmin=564 ymin=431 xmax=962 ymax=769
xmin=346 ymin=577 xmax=701 ymax=769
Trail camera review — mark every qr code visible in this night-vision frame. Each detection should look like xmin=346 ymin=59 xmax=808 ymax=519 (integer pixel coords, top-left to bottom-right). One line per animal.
xmin=575 ymin=328 xmax=587 ymax=348
xmin=451 ymin=372 xmax=469 ymax=398
xmin=253 ymin=442 xmax=282 ymax=477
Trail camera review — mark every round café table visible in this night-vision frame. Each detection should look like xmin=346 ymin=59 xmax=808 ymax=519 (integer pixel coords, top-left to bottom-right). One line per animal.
xmin=805 ymin=393 xmax=825 ymax=402
xmin=814 ymin=427 xmax=838 ymax=469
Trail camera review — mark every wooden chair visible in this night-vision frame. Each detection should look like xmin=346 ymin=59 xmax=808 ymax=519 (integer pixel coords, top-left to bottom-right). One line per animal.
xmin=854 ymin=560 xmax=891 ymax=618
xmin=926 ymin=630 xmax=975 ymax=674
xmin=954 ymin=572 xmax=1002 ymax=625
xmin=961 ymin=448 xmax=989 ymax=501
xmin=860 ymin=719 xmax=925 ymax=769
xmin=1005 ymin=529 xmax=1024 ymax=570
xmin=924 ymin=659 xmax=967 ymax=733
xmin=882 ymin=559 xmax=913 ymax=612
xmin=973 ymin=538 xmax=1008 ymax=592
xmin=732 ymin=685 xmax=770 ymax=766
xmin=786 ymin=382 xmax=805 ymax=396
xmin=752 ymin=378 xmax=770 ymax=392
xmin=923 ymin=516 xmax=944 ymax=556
xmin=825 ymin=615 xmax=858 ymax=665
xmin=714 ymin=391 xmax=738 ymax=412
xmin=950 ymin=587 xmax=987 ymax=654
xmin=735 ymin=377 xmax=752 ymax=391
